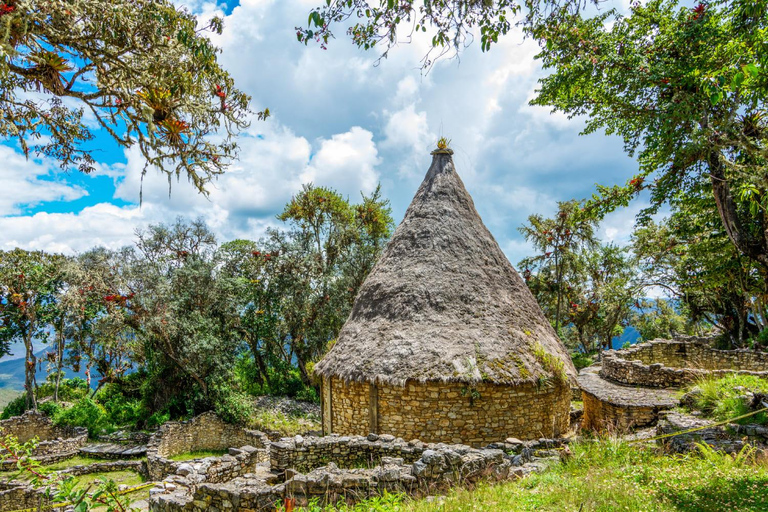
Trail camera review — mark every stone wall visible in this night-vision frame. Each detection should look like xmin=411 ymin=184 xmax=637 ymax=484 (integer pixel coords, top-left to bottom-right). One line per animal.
xmin=0 ymin=483 xmax=49 ymax=512
xmin=601 ymin=339 xmax=768 ymax=388
xmin=270 ymin=434 xmax=427 ymax=474
xmin=149 ymin=438 xmax=558 ymax=512
xmin=580 ymin=388 xmax=662 ymax=431
xmin=0 ymin=411 xmax=87 ymax=468
xmin=146 ymin=412 xmax=270 ymax=480
xmin=327 ymin=378 xmax=570 ymax=446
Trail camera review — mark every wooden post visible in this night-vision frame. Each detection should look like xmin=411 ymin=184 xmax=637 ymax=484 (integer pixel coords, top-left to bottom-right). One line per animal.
xmin=368 ymin=382 xmax=378 ymax=435
xmin=322 ymin=376 xmax=333 ymax=435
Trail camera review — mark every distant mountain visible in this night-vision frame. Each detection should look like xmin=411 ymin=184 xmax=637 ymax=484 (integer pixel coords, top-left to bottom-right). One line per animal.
xmin=0 ymin=348 xmax=100 ymax=391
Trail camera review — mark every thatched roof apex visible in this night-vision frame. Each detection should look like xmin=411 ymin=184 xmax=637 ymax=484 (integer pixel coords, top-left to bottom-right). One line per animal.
xmin=315 ymin=151 xmax=577 ymax=387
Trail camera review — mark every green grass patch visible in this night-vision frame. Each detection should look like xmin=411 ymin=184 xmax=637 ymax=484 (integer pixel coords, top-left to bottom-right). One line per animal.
xmin=71 ymin=470 xmax=144 ymax=490
xmin=286 ymin=440 xmax=768 ymax=512
xmin=690 ymin=374 xmax=768 ymax=425
xmin=169 ymin=449 xmax=229 ymax=461
xmin=249 ymin=409 xmax=320 ymax=436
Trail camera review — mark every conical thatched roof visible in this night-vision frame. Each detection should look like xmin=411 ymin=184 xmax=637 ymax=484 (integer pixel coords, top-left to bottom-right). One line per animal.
xmin=315 ymin=150 xmax=577 ymax=387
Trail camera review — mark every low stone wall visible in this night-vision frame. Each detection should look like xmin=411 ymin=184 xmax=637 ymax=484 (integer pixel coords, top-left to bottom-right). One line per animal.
xmin=147 ymin=412 xmax=270 ymax=480
xmin=601 ymin=339 xmax=768 ymax=388
xmin=0 ymin=483 xmax=50 ymax=512
xmin=327 ymin=378 xmax=570 ymax=446
xmin=150 ymin=438 xmax=557 ymax=512
xmin=578 ymin=366 xmax=679 ymax=432
xmin=59 ymin=459 xmax=148 ymax=478
xmin=270 ymin=433 xmax=427 ymax=474
xmin=0 ymin=411 xmax=87 ymax=468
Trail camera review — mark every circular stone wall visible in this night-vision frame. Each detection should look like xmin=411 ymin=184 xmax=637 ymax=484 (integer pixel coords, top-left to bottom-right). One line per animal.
xmin=323 ymin=378 xmax=570 ymax=446
xmin=146 ymin=412 xmax=269 ymax=480
xmin=0 ymin=411 xmax=87 ymax=468
xmin=601 ymin=339 xmax=768 ymax=388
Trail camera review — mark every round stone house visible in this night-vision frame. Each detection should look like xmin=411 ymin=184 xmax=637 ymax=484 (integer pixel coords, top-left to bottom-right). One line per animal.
xmin=314 ymin=149 xmax=577 ymax=446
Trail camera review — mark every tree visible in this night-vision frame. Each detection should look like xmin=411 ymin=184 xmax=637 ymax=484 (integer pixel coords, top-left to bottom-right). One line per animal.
xmin=126 ymin=219 xmax=243 ymax=417
xmin=632 ymin=181 xmax=763 ymax=346
xmin=0 ymin=0 xmax=267 ymax=193
xmin=531 ymin=0 xmax=768 ymax=274
xmin=0 ymin=249 xmax=65 ymax=409
xmin=518 ymin=200 xmax=597 ymax=331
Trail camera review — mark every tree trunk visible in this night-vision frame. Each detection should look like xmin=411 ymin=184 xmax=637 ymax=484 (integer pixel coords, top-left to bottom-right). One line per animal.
xmin=24 ymin=333 xmax=37 ymax=410
xmin=709 ymin=154 xmax=768 ymax=271
xmin=54 ymin=325 xmax=65 ymax=402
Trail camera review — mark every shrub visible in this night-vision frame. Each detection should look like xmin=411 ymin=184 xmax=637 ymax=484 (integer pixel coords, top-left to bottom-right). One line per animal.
xmin=570 ymin=351 xmax=595 ymax=371
xmin=54 ymin=398 xmax=110 ymax=438
xmin=38 ymin=401 xmax=62 ymax=419
xmin=1 ymin=395 xmax=28 ymax=419
xmin=146 ymin=411 xmax=170 ymax=429
xmin=94 ymin=384 xmax=144 ymax=428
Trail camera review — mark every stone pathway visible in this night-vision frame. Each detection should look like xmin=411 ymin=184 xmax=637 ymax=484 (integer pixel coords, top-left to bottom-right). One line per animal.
xmin=79 ymin=442 xmax=147 ymax=459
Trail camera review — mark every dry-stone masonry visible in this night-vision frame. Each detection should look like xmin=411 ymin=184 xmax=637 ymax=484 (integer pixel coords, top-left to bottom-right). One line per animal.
xmin=146 ymin=412 xmax=270 ymax=480
xmin=328 ymin=378 xmax=571 ymax=446
xmin=0 ymin=411 xmax=87 ymax=468
xmin=149 ymin=434 xmax=564 ymax=512
xmin=578 ymin=366 xmax=679 ymax=431
xmin=601 ymin=338 xmax=768 ymax=388
xmin=0 ymin=482 xmax=50 ymax=512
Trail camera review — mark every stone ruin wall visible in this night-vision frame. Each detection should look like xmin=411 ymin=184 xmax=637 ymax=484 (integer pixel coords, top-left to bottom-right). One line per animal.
xmin=601 ymin=339 xmax=768 ymax=388
xmin=0 ymin=411 xmax=87 ymax=468
xmin=327 ymin=378 xmax=571 ymax=446
xmin=0 ymin=483 xmax=49 ymax=512
xmin=147 ymin=412 xmax=269 ymax=481
xmin=149 ymin=434 xmax=559 ymax=512
xmin=580 ymin=389 xmax=662 ymax=431
xmin=270 ymin=433 xmax=426 ymax=474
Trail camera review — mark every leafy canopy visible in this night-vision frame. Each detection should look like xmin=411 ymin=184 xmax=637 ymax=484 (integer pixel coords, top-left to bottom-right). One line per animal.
xmin=0 ymin=0 xmax=267 ymax=195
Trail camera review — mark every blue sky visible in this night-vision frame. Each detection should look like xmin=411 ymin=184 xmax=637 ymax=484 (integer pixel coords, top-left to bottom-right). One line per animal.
xmin=1 ymin=0 xmax=645 ymax=266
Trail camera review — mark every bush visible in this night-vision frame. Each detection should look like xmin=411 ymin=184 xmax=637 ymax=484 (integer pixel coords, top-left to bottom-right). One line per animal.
xmin=94 ymin=384 xmax=144 ymax=428
xmin=213 ymin=385 xmax=254 ymax=425
xmin=38 ymin=401 xmax=62 ymax=419
xmin=1 ymin=395 xmax=28 ymax=419
xmin=234 ymin=355 xmax=319 ymax=401
xmin=570 ymin=351 xmax=595 ymax=371
xmin=146 ymin=411 xmax=170 ymax=429
xmin=37 ymin=377 xmax=90 ymax=402
xmin=54 ymin=398 xmax=110 ymax=438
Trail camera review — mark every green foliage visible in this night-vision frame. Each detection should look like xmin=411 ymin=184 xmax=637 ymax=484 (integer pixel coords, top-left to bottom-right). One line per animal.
xmin=299 ymin=1 xmax=519 ymax=69
xmin=37 ymin=377 xmax=89 ymax=402
xmin=146 ymin=411 xmax=171 ymax=430
xmin=569 ymin=351 xmax=595 ymax=371
xmin=689 ymin=374 xmax=768 ymax=425
xmin=211 ymin=384 xmax=254 ymax=425
xmin=38 ymin=401 xmax=62 ymax=419
xmin=0 ymin=0 xmax=263 ymax=192
xmin=631 ymin=299 xmax=698 ymax=342
xmin=94 ymin=384 xmax=144 ymax=428
xmin=0 ymin=394 xmax=27 ymax=419
xmin=520 ymin=202 xmax=641 ymax=352
xmin=532 ymin=0 xmax=768 ymax=275
xmin=54 ymin=398 xmax=110 ymax=438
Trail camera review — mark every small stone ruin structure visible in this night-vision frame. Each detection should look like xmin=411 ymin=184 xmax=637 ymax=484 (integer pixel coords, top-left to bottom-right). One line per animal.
xmin=149 ymin=432 xmax=564 ymax=511
xmin=601 ymin=337 xmax=768 ymax=387
xmin=0 ymin=411 xmax=87 ymax=468
xmin=147 ymin=411 xmax=269 ymax=480
xmin=314 ymin=149 xmax=577 ymax=445
xmin=579 ymin=337 xmax=768 ymax=432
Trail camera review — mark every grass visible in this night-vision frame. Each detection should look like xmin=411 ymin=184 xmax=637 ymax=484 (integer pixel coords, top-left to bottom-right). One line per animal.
xmin=0 ymin=456 xmax=106 ymax=482
xmin=249 ymin=409 xmax=320 ymax=436
xmin=689 ymin=374 xmax=768 ymax=425
xmin=71 ymin=470 xmax=143 ymax=490
xmin=169 ymin=449 xmax=229 ymax=461
xmin=284 ymin=439 xmax=768 ymax=512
